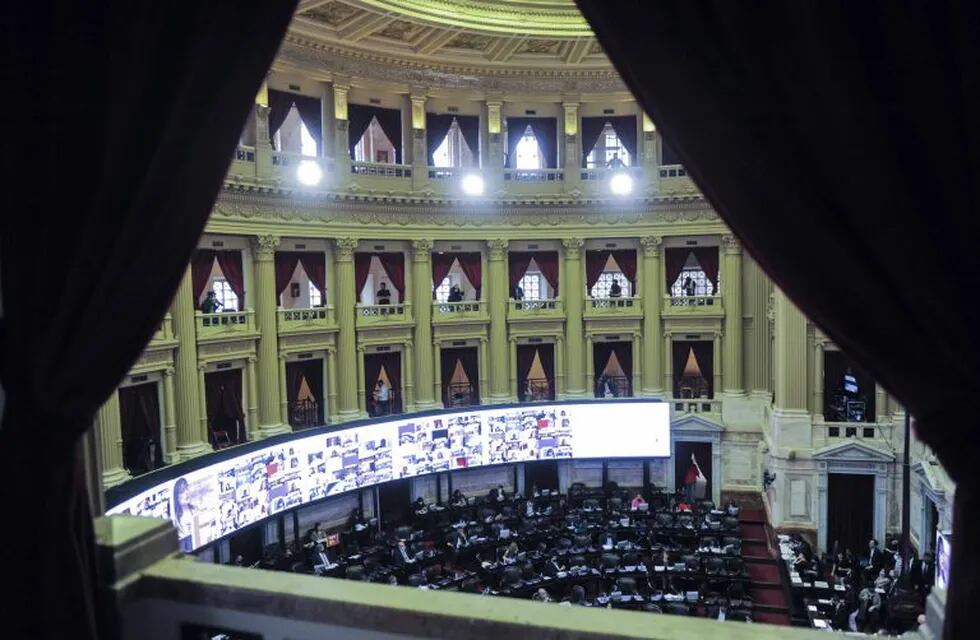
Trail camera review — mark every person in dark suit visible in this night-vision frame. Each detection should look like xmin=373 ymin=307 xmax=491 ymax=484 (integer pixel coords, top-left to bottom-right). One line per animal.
xmin=543 ymin=555 xmax=565 ymax=577
xmin=376 ymin=282 xmax=392 ymax=305
xmin=393 ymin=540 xmax=415 ymax=567
xmin=512 ymin=283 xmax=524 ymax=300
xmin=866 ymin=538 xmax=884 ymax=576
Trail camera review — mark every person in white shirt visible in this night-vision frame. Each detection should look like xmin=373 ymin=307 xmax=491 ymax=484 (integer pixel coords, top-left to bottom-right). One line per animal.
xmin=375 ymin=380 xmax=390 ymax=415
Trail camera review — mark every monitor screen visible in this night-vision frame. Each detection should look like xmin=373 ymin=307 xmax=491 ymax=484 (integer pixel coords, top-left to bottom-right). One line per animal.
xmin=107 ymin=400 xmax=669 ymax=552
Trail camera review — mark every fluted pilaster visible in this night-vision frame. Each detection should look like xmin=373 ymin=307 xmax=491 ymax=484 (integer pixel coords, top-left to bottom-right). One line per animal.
xmin=334 ymin=237 xmax=361 ymax=419
xmin=640 ymin=236 xmax=664 ymax=396
xmin=411 ymin=239 xmax=438 ymax=409
xmin=172 ymin=265 xmax=211 ymax=460
xmin=97 ymin=390 xmax=130 ymax=488
xmin=487 ymin=239 xmax=511 ymax=402
xmin=251 ymin=234 xmax=288 ymax=438
xmin=562 ymin=238 xmax=586 ymax=397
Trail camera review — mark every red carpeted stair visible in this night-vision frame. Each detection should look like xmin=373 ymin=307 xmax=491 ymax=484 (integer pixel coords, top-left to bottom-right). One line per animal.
xmin=740 ymin=508 xmax=792 ymax=626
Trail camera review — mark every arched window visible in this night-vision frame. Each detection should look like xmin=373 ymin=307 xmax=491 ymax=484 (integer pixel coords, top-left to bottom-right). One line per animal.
xmin=585 ymin=123 xmax=631 ymax=168
xmin=432 ymin=119 xmax=476 ymax=168
xmin=514 ymin=125 xmax=543 ymax=170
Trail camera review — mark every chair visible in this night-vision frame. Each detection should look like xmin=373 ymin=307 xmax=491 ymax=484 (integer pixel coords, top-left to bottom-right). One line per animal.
xmin=616 ymin=577 xmax=637 ymax=594
xmin=622 ymin=552 xmax=640 ymax=568
xmin=501 ymin=566 xmax=523 ymax=587
xmin=521 ymin=561 xmax=536 ymax=580
xmin=698 ymin=499 xmax=715 ymax=512
xmin=364 ymin=556 xmax=381 ymax=574
xmin=424 ymin=564 xmax=442 ymax=582
xmin=608 ymin=497 xmax=624 ymax=512
xmin=643 ymin=603 xmax=664 ymax=613
xmin=656 ymin=513 xmax=674 ymax=527
xmin=705 ymin=557 xmax=726 ymax=575
xmin=558 ymin=537 xmax=572 ymax=549
xmin=722 ymin=516 xmax=739 ymax=531
xmin=681 ymin=555 xmax=701 ymax=572
xmin=346 ymin=565 xmax=366 ymax=581
xmin=726 ymin=557 xmax=744 ymax=576
xmin=407 ymin=573 xmax=426 ymax=587
xmin=666 ymin=603 xmax=691 ymax=616
xmin=394 ymin=525 xmax=413 ymax=541
xmin=583 ymin=498 xmax=600 ymax=511
xmin=568 ymin=555 xmax=586 ymax=569
xmin=573 ymin=534 xmax=591 ymax=549
xmin=601 ymin=553 xmax=621 ymax=571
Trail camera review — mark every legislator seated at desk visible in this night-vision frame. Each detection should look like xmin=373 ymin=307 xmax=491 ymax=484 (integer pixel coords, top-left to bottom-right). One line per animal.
xmin=393 ymin=540 xmax=418 ymax=567
xmin=451 ymin=490 xmax=469 ymax=507
xmin=630 ymin=493 xmax=648 ymax=511
xmin=312 ymin=543 xmax=337 ymax=575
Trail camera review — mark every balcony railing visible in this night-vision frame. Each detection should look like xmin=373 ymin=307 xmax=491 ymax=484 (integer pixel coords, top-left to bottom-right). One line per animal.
xmin=277 ymin=306 xmax=336 ymax=333
xmin=356 ymin=302 xmax=411 ymax=327
xmin=288 ymin=399 xmax=323 ymax=430
xmin=351 ymin=161 xmax=412 ymax=178
xmin=508 ymin=298 xmax=562 ymax=315
xmin=195 ymin=309 xmax=255 ymax=339
xmin=149 ymin=313 xmax=175 ymax=344
xmin=520 ymin=377 xmax=554 ymax=402
xmin=818 ymin=420 xmax=891 ymax=442
xmin=671 ymin=397 xmax=722 ymax=415
xmin=586 ymin=296 xmax=642 ymax=315
xmin=444 ymin=382 xmax=477 ymax=407
xmin=367 ymin=389 xmax=401 ymax=417
xmin=433 ymin=300 xmax=486 ymax=320
xmin=504 ymin=168 xmax=564 ymax=182
xmin=662 ymin=295 xmax=723 ymax=317
xmin=234 ymin=145 xmax=255 ymax=162
xmin=666 ymin=294 xmax=720 ymax=307
xmin=658 ymin=164 xmax=688 ymax=178
xmin=427 ymin=166 xmax=468 ymax=180
xmin=580 ymin=166 xmax=642 ymax=181
xmin=595 ymin=375 xmax=632 ymax=398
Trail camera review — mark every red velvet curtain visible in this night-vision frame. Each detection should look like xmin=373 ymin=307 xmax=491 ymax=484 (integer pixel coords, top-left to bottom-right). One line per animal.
xmin=215 ymin=250 xmax=245 ymax=310
xmin=664 ymin=248 xmax=691 ymax=291
xmin=275 ymin=251 xmax=302 ymax=298
xmin=691 ymin=247 xmax=719 ymax=291
xmin=533 ymin=251 xmax=560 ymax=297
xmin=691 ymin=341 xmax=713 ymax=398
xmin=299 ymin=253 xmax=327 ymax=303
xmin=431 ymin=252 xmax=457 ymax=294
xmin=508 ymin=252 xmax=535 ymax=290
xmin=0 ymin=2 xmax=296 ymax=636
xmin=585 ymin=250 xmax=610 ymax=292
xmin=441 ymin=347 xmax=480 ymax=403
xmin=611 ymin=249 xmax=637 ymax=287
xmin=354 ymin=253 xmax=372 ymax=302
xmin=376 ymin=252 xmax=405 ymax=301
xmin=516 ymin=345 xmax=538 ymax=401
xmin=191 ymin=249 xmax=217 ymax=304
xmin=456 ymin=252 xmax=482 ymax=299
xmin=363 ymin=354 xmax=383 ymax=407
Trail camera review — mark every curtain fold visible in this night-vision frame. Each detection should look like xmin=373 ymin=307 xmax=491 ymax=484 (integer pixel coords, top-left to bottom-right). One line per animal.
xmin=191 ymin=249 xmax=217 ymax=304
xmin=505 ymin=118 xmax=529 ymax=168
xmin=267 ymin=89 xmax=296 ymax=147
xmin=215 ymin=250 xmax=245 ymax=310
xmin=611 ymin=340 xmax=633 ymax=383
xmin=538 ymin=345 xmax=556 ymax=398
xmin=0 ymin=2 xmax=297 ymax=636
xmin=383 ymin=352 xmax=403 ymax=413
xmin=425 ymin=113 xmax=455 ymax=166
xmin=528 ymin=117 xmax=558 ymax=169
xmin=286 ymin=361 xmax=305 ymax=404
xmin=302 ymin=359 xmax=324 ymax=424
xmin=456 ymin=252 xmax=482 ymax=299
xmin=457 ymin=348 xmax=480 ymax=404
xmin=376 ymin=252 xmax=406 ymax=301
xmin=455 ymin=115 xmax=480 ymax=162
xmin=672 ymin=342 xmax=691 ymax=397
xmin=516 ymin=345 xmax=537 ymax=401
xmin=585 ymin=250 xmax=610 ymax=292
xmin=508 ymin=252 xmax=535 ymax=291
xmin=347 ymin=104 xmax=402 ymax=163
xmin=431 ymin=252 xmax=457 ymax=295
xmin=580 ymin=117 xmax=610 ymax=167
xmin=664 ymin=248 xmax=691 ymax=292
xmin=292 ymin=94 xmax=322 ymax=156
xmin=275 ymin=251 xmax=302 ymax=299
xmin=363 ymin=354 xmax=384 ymax=410
xmin=593 ymin=341 xmax=613 ymax=393
xmin=691 ymin=247 xmax=719 ymax=291
xmin=298 ymin=253 xmax=327 ymax=304
xmin=691 ymin=341 xmax=714 ymax=398
xmin=611 ymin=249 xmax=637 ymax=287
xmin=606 ymin=115 xmax=638 ymax=161
xmin=354 ymin=253 xmax=372 ymax=302
xmin=533 ymin=251 xmax=560 ymax=297
xmin=347 ymin=106 xmax=375 ymax=161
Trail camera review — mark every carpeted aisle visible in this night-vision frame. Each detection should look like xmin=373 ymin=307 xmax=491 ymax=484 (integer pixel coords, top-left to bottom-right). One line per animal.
xmin=739 ymin=508 xmax=792 ymax=625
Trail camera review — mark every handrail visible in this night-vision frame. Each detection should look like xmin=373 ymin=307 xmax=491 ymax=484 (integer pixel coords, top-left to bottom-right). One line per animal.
xmin=196 ymin=309 xmax=252 ymax=329
xmin=665 ymin=294 xmax=720 ymax=307
xmin=588 ymin=296 xmax=638 ymax=309
xmin=580 ymin=166 xmax=643 ymax=181
xmin=351 ymin=161 xmax=412 ymax=177
xmin=509 ymin=298 xmax=560 ymax=312
xmin=521 ymin=377 xmax=553 ymax=402
xmin=357 ymin=302 xmax=409 ymax=318
xmin=658 ymin=164 xmax=687 ymax=178
xmin=504 ymin=168 xmax=564 ymax=182
xmin=278 ymin=306 xmax=334 ymax=322
xmin=433 ymin=300 xmax=484 ymax=314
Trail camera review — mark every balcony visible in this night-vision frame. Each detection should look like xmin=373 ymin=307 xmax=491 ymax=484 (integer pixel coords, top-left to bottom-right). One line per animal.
xmin=816 ymin=420 xmax=893 ymax=444
xmin=503 ymin=168 xmax=565 ymax=182
xmin=661 ymin=294 xmax=724 ymax=318
xmin=670 ymin=397 xmax=722 ymax=415
xmin=195 ymin=309 xmax=256 ymax=341
xmin=355 ymin=302 xmax=412 ymax=328
xmin=277 ymin=306 xmax=336 ymax=335
xmin=148 ymin=313 xmax=175 ymax=346
xmin=432 ymin=300 xmax=487 ymax=323
xmin=584 ymin=296 xmax=643 ymax=319
xmin=508 ymin=298 xmax=564 ymax=321
xmin=227 ymin=144 xmax=255 ymax=177
xmin=658 ymin=164 xmax=698 ymax=195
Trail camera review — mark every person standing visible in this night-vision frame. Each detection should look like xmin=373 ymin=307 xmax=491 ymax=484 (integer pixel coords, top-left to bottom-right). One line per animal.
xmin=375 ymin=380 xmax=390 ymax=415
xmin=200 ymin=290 xmax=223 ymax=313
xmin=683 ymin=454 xmax=702 ymax=503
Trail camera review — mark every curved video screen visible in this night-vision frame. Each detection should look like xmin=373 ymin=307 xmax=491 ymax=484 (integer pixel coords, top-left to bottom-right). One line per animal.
xmin=106 ymin=400 xmax=669 ymax=552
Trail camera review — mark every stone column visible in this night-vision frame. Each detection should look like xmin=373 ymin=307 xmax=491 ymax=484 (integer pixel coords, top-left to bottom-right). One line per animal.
xmin=332 ymin=79 xmax=351 ymax=176
xmin=485 ymin=96 xmax=504 ymax=190
xmin=479 ymin=337 xmax=489 ymax=401
xmin=663 ymin=331 xmax=674 ymax=396
xmin=713 ymin=331 xmax=723 ymax=398
xmin=433 ymin=341 xmax=442 ymax=406
xmin=585 ymin=335 xmax=595 ymax=395
xmin=250 ymin=235 xmax=288 ymax=438
xmin=631 ymin=333 xmax=642 ymax=394
xmin=640 ymin=236 xmax=664 ymax=396
xmin=97 ymin=390 xmax=130 ymax=488
xmin=744 ymin=254 xmax=773 ymax=399
xmin=562 ymin=238 xmax=587 ymax=397
xmin=254 ymin=79 xmax=274 ymax=175
xmin=562 ymin=99 xmax=580 ymax=189
xmin=487 ymin=239 xmax=511 ymax=402
xmin=161 ymin=367 xmax=177 ymax=464
xmin=196 ymin=363 xmax=209 ymax=444
xmin=642 ymin=114 xmax=658 ymax=189
xmin=813 ymin=340 xmax=825 ymax=420
xmin=509 ymin=337 xmax=519 ymax=398
xmin=772 ymin=288 xmax=812 ymax=451
xmin=356 ymin=345 xmax=367 ymax=416
xmin=721 ymin=235 xmax=744 ymax=395
xmin=411 ymin=239 xmax=439 ymax=410
xmin=554 ymin=335 xmax=565 ymax=397
xmin=403 ymin=343 xmax=415 ymax=411
xmin=278 ymin=353 xmax=289 ymax=426
xmin=245 ymin=356 xmax=259 ymax=437
xmin=326 ymin=347 xmax=339 ymax=423
xmin=171 ymin=265 xmax=211 ymax=461
xmin=333 ymin=238 xmax=361 ymax=420
xmin=410 ymin=90 xmax=428 ymax=190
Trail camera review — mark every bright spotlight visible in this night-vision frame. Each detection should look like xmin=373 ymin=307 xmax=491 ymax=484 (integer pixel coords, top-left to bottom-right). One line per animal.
xmin=296 ymin=159 xmax=323 ymax=186
xmin=609 ymin=171 xmax=634 ymax=196
xmin=461 ymin=173 xmax=485 ymax=196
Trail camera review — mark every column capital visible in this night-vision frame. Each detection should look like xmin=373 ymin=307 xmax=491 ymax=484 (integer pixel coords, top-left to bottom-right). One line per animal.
xmin=334 ymin=237 xmax=359 ymax=260
xmin=251 ymin=234 xmax=280 ymax=260
xmin=326 ymin=346 xmax=337 ymax=356
xmin=163 ymin=366 xmax=175 ymax=377
xmin=722 ymin=234 xmax=742 ymax=255
xmin=247 ymin=355 xmax=258 ymax=364
xmin=487 ymin=238 xmax=508 ymax=260
xmin=640 ymin=235 xmax=663 ymax=257
xmin=409 ymin=92 xmax=427 ymax=130
xmin=411 ymin=238 xmax=434 ymax=259
xmin=561 ymin=237 xmax=584 ymax=258
xmin=197 ymin=362 xmax=208 ymax=371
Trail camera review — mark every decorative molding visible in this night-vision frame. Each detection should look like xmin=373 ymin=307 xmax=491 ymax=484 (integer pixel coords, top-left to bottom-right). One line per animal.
xmin=561 ymin=237 xmax=584 ymax=258
xmin=640 ymin=235 xmax=663 ymax=257
xmin=722 ymin=234 xmax=742 ymax=255
xmin=250 ymin=234 xmax=280 ymax=258
xmin=334 ymin=237 xmax=359 ymax=259
xmin=487 ymin=238 xmax=508 ymax=259
xmin=411 ymin=238 xmax=434 ymax=258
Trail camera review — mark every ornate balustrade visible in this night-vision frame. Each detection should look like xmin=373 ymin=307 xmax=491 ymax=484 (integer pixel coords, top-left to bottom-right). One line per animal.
xmin=585 ymin=296 xmax=642 ymax=318
xmin=277 ymin=306 xmax=336 ymax=334
xmin=195 ymin=309 xmax=256 ymax=339
xmin=432 ymin=300 xmax=487 ymax=322
xmin=508 ymin=298 xmax=564 ymax=321
xmin=670 ymin=397 xmax=722 ymax=415
xmin=503 ymin=168 xmax=565 ymax=182
xmin=662 ymin=295 xmax=724 ymax=317
xmin=351 ymin=161 xmax=412 ymax=178
xmin=356 ymin=302 xmax=412 ymax=327
xmin=816 ymin=420 xmax=893 ymax=443
xmin=580 ymin=166 xmax=643 ymax=181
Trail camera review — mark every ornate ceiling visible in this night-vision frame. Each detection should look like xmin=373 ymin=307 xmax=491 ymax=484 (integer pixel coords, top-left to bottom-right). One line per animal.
xmin=282 ymin=0 xmax=619 ymax=87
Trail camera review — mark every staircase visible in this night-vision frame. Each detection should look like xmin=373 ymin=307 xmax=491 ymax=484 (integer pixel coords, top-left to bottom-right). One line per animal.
xmin=740 ymin=508 xmax=792 ymax=625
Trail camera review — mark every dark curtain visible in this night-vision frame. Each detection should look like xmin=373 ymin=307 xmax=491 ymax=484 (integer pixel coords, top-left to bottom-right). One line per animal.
xmin=674 ymin=441 xmax=712 ymax=501
xmin=593 ymin=341 xmax=613 ymax=392
xmin=215 ymin=250 xmax=245 ymax=310
xmin=292 ymin=94 xmax=323 ymax=156
xmin=607 ymin=115 xmax=638 ymax=160
xmin=347 ymin=104 xmax=402 ymax=163
xmin=456 ymin=115 xmax=480 ymax=161
xmin=299 ymin=252 xmax=327 ymax=303
xmin=285 ymin=361 xmax=305 ymax=404
xmin=611 ymin=341 xmax=633 ymax=382
xmin=691 ymin=341 xmax=714 ymax=398
xmin=827 ymin=474 xmax=875 ymax=556
xmin=516 ymin=345 xmax=537 ymax=401
xmin=661 ymin=137 xmax=681 ymax=166
xmin=267 ymin=89 xmax=295 ymax=147
xmin=304 ymin=360 xmax=324 ymax=423
xmin=664 ymin=248 xmax=691 ymax=291
xmin=376 ymin=252 xmax=406 ymax=301
xmin=534 ymin=251 xmax=560 ymax=297
xmin=0 ymin=3 xmax=296 ymax=637
xmin=691 ymin=247 xmax=719 ymax=291
xmin=363 ymin=353 xmax=384 ymax=408
xmin=275 ymin=251 xmax=302 ymax=298
xmin=580 ymin=117 xmax=610 ymax=166
xmin=508 ymin=252 xmax=535 ymax=290
xmin=191 ymin=249 xmax=217 ymax=304
xmin=382 ymin=353 xmax=403 ymax=414
xmin=119 ymin=382 xmax=161 ymax=472
xmin=672 ymin=342 xmax=691 ymax=397
xmin=538 ymin=345 xmax=555 ymax=396
xmin=425 ymin=113 xmax=455 ymax=166
xmin=585 ymin=250 xmax=610 ymax=292
xmin=354 ymin=253 xmax=373 ymax=301
xmin=205 ymin=369 xmax=245 ymax=443
xmin=456 ymin=252 xmax=482 ymax=299
xmin=431 ymin=252 xmax=457 ymax=294
xmin=441 ymin=347 xmax=479 ymax=403
xmin=611 ymin=249 xmax=637 ymax=287
xmin=505 ymin=117 xmax=558 ymax=168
